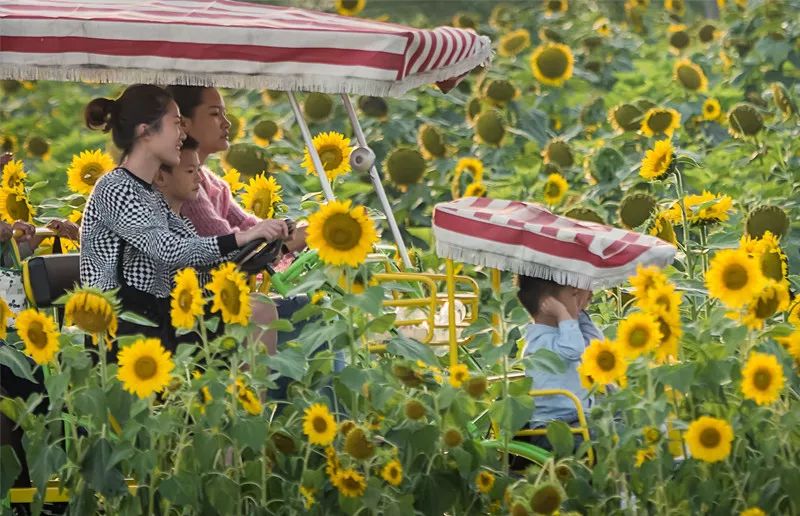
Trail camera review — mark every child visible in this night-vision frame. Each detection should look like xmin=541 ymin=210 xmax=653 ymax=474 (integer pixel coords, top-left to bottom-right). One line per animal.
xmin=517 ymin=274 xmax=603 ymax=448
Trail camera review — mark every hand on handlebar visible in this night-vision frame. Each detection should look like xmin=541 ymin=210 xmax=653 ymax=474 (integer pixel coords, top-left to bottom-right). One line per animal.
xmin=11 ymin=221 xmax=36 ymax=242
xmin=236 ymin=219 xmax=289 ymax=247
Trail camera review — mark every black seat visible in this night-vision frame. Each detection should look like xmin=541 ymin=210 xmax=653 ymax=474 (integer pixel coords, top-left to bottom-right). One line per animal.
xmin=22 ymin=254 xmax=80 ymax=308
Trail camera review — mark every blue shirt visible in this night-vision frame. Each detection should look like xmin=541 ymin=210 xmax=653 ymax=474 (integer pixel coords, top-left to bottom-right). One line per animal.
xmin=523 ymin=311 xmax=603 ymax=426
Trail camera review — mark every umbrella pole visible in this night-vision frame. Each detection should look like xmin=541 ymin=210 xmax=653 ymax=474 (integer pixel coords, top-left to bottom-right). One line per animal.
xmin=287 ymin=92 xmax=335 ymax=202
xmin=340 ymin=94 xmax=412 ymax=270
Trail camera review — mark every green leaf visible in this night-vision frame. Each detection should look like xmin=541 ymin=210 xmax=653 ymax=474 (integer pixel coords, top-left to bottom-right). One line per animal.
xmin=119 ymin=310 xmax=159 ymax=327
xmin=269 ymin=346 xmax=306 ymax=381
xmin=267 ymin=318 xmax=294 ymax=332
xmin=343 ymin=286 xmax=385 ymax=316
xmin=338 ymin=365 xmax=368 ymax=393
xmin=0 ymin=345 xmax=35 ymax=382
xmin=79 ymin=438 xmax=128 ymax=498
xmin=0 ymin=445 xmax=21 ymax=498
xmin=489 ymin=395 xmax=534 ymax=437
xmin=205 ymin=473 xmax=239 ymax=512
xmin=387 ymin=334 xmax=437 ymax=365
xmin=410 ymin=425 xmax=440 ymax=457
xmin=366 ymin=313 xmax=396 ymax=334
xmin=547 ymin=420 xmax=575 ymax=458
xmin=653 ymin=362 xmax=697 ymax=394
xmin=159 ymin=472 xmax=200 ymax=507
xmin=523 ymin=349 xmax=567 ymax=375
xmin=231 ymin=418 xmax=269 ymax=452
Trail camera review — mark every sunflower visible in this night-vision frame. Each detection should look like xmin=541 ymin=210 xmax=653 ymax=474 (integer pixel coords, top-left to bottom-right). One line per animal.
xmin=529 ymin=481 xmax=564 ymax=515
xmin=498 ymin=29 xmax=532 ymax=57
xmin=443 ymin=428 xmax=464 ymax=447
xmin=1 ymin=159 xmax=27 ymax=191
xmin=303 ymin=403 xmax=337 ymax=446
xmin=226 ymin=113 xmax=245 ymax=142
xmin=484 ymin=79 xmax=519 ymax=106
xmin=771 ymin=82 xmax=797 ymax=118
xmin=471 ymin=470 xmax=494 ymax=494
xmin=668 ymin=25 xmax=690 ymax=51
xmin=542 ymin=139 xmax=574 ymax=168
xmin=740 ymin=509 xmax=766 ymax=516
xmin=252 ymin=119 xmax=283 ymax=146
xmin=25 ymin=136 xmax=50 ymax=160
xmin=749 ymin=231 xmax=788 ymax=283
xmin=593 ymin=17 xmax=611 ymax=37
xmin=117 ymin=338 xmax=175 ymax=398
xmin=629 ymin=264 xmax=668 ymax=300
xmin=358 ymin=96 xmax=389 ymax=119
xmin=609 ymin=103 xmax=645 ymax=132
xmin=381 ymin=459 xmax=403 ymax=486
xmin=66 ymin=149 xmax=115 ymax=195
xmin=474 ymin=110 xmax=506 ymax=146
xmin=641 ymin=108 xmax=681 ymax=138
xmin=619 ymin=192 xmax=657 ymax=229
xmin=664 ymin=0 xmax=685 ymax=15
xmin=635 ymin=446 xmax=657 ymax=467
xmin=206 ymin=262 xmax=251 ymax=325
xmin=727 ymin=103 xmax=763 ymax=138
xmin=779 ymin=330 xmax=800 ymax=365
xmin=702 ymin=98 xmax=722 ymax=120
xmin=241 ymin=173 xmax=282 ymax=219
xmin=169 ymin=268 xmax=205 ymax=330
xmin=306 ymin=200 xmax=378 ymax=267
xmin=384 ymin=147 xmax=427 ymax=187
xmin=334 ymin=468 xmax=366 ymax=498
xmin=639 ymin=283 xmax=682 ymax=316
xmin=301 ymin=131 xmax=353 ymax=181
xmin=581 ymin=338 xmax=627 ymax=384
xmin=192 ymin=370 xmax=213 ymax=413
xmin=543 ymin=173 xmax=568 ymax=205
xmin=530 ymin=43 xmax=574 ymax=87
xmin=299 ymin=485 xmax=315 ymax=509
xmin=463 ymin=182 xmax=487 ymax=198
xmin=229 ymin=378 xmax=263 ymax=415
xmin=324 ymin=445 xmax=340 ymax=479
xmin=734 ymin=280 xmax=790 ymax=330
xmin=544 ymin=0 xmax=568 ymax=14
xmin=1 ymin=134 xmax=17 ymax=154
xmin=698 ymin=23 xmax=718 ymax=43
xmin=685 ymin=416 xmax=733 ymax=463
xmin=451 ymin=157 xmax=484 ymax=198
xmin=489 ymin=3 xmax=514 ymax=30
xmin=745 ymin=205 xmax=789 ymax=239
xmin=674 ymin=59 xmax=708 ymax=92
xmin=335 ymin=0 xmax=365 ymax=16
xmin=0 ymin=298 xmax=10 ymax=340
xmin=344 ymin=426 xmax=375 ymax=460
xmin=664 ymin=191 xmax=733 ymax=225
xmin=0 ymin=187 xmax=34 ymax=223
xmin=449 ymin=363 xmax=470 ymax=388
xmin=222 ymin=168 xmax=246 ymax=194
xmin=706 ymin=248 xmax=764 ymax=309
xmin=652 ymin=311 xmax=682 ymax=362
xmin=64 ymin=288 xmax=119 ymax=344
xmin=303 ymin=93 xmax=334 ymax=122
xmin=452 ymin=13 xmax=477 ymax=29
xmin=741 ymin=352 xmax=785 ymax=405
xmin=465 ymin=97 xmax=485 ymax=125
xmin=649 ymin=213 xmax=678 ymax=246
xmin=15 ymin=309 xmax=60 ymax=365
xmin=417 ymin=123 xmax=447 ymax=160
xmin=616 ymin=312 xmax=662 ymax=358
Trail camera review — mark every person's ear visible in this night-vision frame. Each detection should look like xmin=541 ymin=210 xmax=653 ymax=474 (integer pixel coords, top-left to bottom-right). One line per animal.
xmin=153 ymin=169 xmax=168 ymax=188
xmin=134 ymin=123 xmax=150 ymax=140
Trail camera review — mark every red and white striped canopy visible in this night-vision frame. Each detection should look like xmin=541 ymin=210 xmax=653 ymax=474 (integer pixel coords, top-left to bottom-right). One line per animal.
xmin=0 ymin=0 xmax=491 ymax=97
xmin=433 ymin=198 xmax=677 ymax=290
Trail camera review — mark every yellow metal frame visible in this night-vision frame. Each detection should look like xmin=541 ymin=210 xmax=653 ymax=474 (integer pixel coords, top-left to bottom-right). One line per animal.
xmin=369 ymin=272 xmax=439 ymax=351
xmin=9 ymin=480 xmax=138 ymax=504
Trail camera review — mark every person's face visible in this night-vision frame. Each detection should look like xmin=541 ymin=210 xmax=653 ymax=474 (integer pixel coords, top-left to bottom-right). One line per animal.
xmin=182 ymin=88 xmax=231 ymax=156
xmin=144 ymin=101 xmax=184 ymax=168
xmin=156 ymin=149 xmax=202 ymax=203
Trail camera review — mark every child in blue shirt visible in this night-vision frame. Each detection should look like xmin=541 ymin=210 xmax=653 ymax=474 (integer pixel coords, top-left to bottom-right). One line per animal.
xmin=517 ymin=275 xmax=603 ymax=445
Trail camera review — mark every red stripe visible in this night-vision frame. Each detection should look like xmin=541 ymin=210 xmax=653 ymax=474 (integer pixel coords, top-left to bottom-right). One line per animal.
xmin=452 ymin=30 xmax=470 ymax=64
xmin=404 ymin=31 xmax=428 ymax=78
xmin=1 ymin=36 xmax=403 ymax=69
xmin=434 ymin=209 xmax=652 ymax=268
xmin=417 ymin=30 xmax=442 ymax=73
xmin=430 ymin=29 xmax=453 ymax=71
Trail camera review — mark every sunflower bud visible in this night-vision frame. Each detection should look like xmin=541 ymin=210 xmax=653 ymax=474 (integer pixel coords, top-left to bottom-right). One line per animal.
xmin=344 ymin=427 xmax=375 ymax=460
xmin=271 ymin=432 xmax=297 ymax=455
xmin=404 ymin=399 xmax=426 ymax=420
xmin=339 ymin=420 xmax=357 ymax=437
xmin=465 ymin=97 xmax=485 ymax=125
xmin=543 ymin=139 xmax=574 ymax=168
xmin=452 ymin=13 xmax=477 ymax=29
xmin=261 ymin=89 xmax=284 ymax=104
xmin=392 ymin=362 xmax=423 ymax=387
xmin=529 ymin=481 xmax=564 ymax=515
xmin=464 ymin=376 xmax=488 ymax=399
xmin=253 ymin=120 xmax=281 ymax=145
xmin=443 ymin=428 xmax=463 ymax=448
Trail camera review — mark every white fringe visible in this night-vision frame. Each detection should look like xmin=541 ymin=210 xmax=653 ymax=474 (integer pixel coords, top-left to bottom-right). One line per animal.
xmin=0 ymin=40 xmax=492 ymax=98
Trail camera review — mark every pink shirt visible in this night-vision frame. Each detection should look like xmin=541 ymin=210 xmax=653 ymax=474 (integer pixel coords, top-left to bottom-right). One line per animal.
xmin=181 ymin=166 xmax=259 ymax=237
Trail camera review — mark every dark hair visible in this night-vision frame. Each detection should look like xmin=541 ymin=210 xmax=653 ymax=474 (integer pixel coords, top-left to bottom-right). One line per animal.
xmin=159 ymin=135 xmax=199 ymax=174
xmin=516 ymin=275 xmax=562 ymax=318
xmin=84 ymin=84 xmax=173 ymax=158
xmin=165 ymin=85 xmax=209 ymax=120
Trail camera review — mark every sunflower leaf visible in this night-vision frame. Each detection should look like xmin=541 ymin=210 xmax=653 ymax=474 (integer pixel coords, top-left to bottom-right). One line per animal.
xmin=118 ymin=310 xmax=159 ymax=328
xmin=0 ymin=345 xmax=35 ymax=382
xmin=387 ymin=334 xmax=437 ymax=365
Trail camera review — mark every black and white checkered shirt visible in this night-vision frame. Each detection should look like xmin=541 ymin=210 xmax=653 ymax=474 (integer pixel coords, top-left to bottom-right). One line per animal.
xmin=80 ymin=168 xmax=238 ymax=298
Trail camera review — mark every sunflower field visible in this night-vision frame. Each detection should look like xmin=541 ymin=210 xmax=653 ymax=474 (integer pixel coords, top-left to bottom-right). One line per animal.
xmin=1 ymin=0 xmax=800 ymax=515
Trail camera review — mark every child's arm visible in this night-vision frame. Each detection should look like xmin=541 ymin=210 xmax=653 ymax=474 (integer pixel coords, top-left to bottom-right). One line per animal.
xmin=578 ymin=310 xmax=603 ymax=345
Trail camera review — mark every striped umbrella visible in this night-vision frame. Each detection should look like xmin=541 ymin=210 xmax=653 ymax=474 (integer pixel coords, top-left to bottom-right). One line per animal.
xmin=0 ymin=0 xmax=491 ymax=97
xmin=433 ymin=197 xmax=677 ymax=290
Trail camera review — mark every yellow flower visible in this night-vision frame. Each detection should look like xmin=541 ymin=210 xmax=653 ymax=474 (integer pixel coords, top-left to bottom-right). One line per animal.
xmin=241 ymin=173 xmax=282 ymax=219
xmin=306 ymin=200 xmax=378 ymax=267
xmin=25 ymin=136 xmax=51 ymax=161
xmin=117 ymin=338 xmax=175 ymax=398
xmin=66 ymin=150 xmax=115 ymax=196
xmin=778 ymin=329 xmax=800 ymax=365
xmin=299 ymin=485 xmax=315 ymax=509
xmin=1 ymin=159 xmax=26 ymax=191
xmin=0 ymin=187 xmax=34 ymax=223
xmin=664 ymin=191 xmax=733 ymax=225
xmin=651 ymin=311 xmax=682 ymax=363
xmin=15 ymin=309 xmax=60 ymax=365
xmin=640 ymin=107 xmax=681 ymax=138
xmin=498 ymin=29 xmax=531 ymax=57
xmin=629 ymin=264 xmax=668 ymax=300
xmin=476 ymin=470 xmax=495 ymax=494
xmin=192 ymin=370 xmax=213 ymax=413
xmin=228 ymin=378 xmax=263 ymax=415
xmin=451 ymin=157 xmax=484 ymax=198
xmin=301 ymin=131 xmax=353 ymax=181
xmin=417 ymin=123 xmax=447 ymax=160
xmin=639 ymin=139 xmax=674 ymax=180
xmin=449 ymin=363 xmax=470 ymax=388
xmin=381 ymin=459 xmax=403 ymax=486
xmin=702 ymin=98 xmax=722 ymax=120
xmin=616 ymin=312 xmax=662 ymax=358
xmin=740 ymin=509 xmax=766 ymax=516
xmin=0 ymin=298 xmax=10 ymax=340
xmin=685 ymin=416 xmax=733 ymax=463
xmin=581 ymin=338 xmax=627 ymax=384
xmin=743 ymin=231 xmax=788 ymax=283
xmin=463 ymin=182 xmax=487 ymax=198
xmin=643 ymin=426 xmax=661 ymax=445
xmin=324 ymin=445 xmax=340 ymax=479
xmin=728 ymin=103 xmax=764 ymax=138
xmin=333 ymin=468 xmax=366 ymax=497
xmin=252 ymin=119 xmax=283 ymax=147
xmin=594 ymin=17 xmax=612 ymax=37
xmin=303 ymin=403 xmax=337 ymax=446
xmin=222 ymin=168 xmax=246 ymax=194
xmin=543 ymin=173 xmax=568 ymax=205
xmin=706 ymin=249 xmax=765 ymax=309
xmin=64 ymin=288 xmax=119 ymax=346
xmin=733 ymin=280 xmax=790 ymax=330
xmin=665 ymin=0 xmax=685 ymax=15
xmin=673 ymin=59 xmax=708 ymax=92
xmin=650 ymin=213 xmax=677 ymax=246
xmin=741 ymin=352 xmax=785 ymax=405
xmin=310 ymin=290 xmax=326 ymax=305
xmin=335 ymin=0 xmax=365 ymax=16
xmin=638 ymin=283 xmax=682 ymax=317
xmin=206 ymin=262 xmax=251 ymax=325
xmin=170 ymin=268 xmax=205 ymax=330
xmin=635 ymin=446 xmax=657 ymax=467
xmin=530 ymin=43 xmax=574 ymax=87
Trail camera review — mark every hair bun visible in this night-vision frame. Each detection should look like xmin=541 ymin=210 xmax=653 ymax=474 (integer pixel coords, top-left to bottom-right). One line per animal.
xmin=84 ymin=97 xmax=116 ymax=131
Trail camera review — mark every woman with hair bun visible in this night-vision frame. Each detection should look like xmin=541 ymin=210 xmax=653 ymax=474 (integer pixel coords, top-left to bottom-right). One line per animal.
xmin=80 ymin=84 xmax=289 ymax=352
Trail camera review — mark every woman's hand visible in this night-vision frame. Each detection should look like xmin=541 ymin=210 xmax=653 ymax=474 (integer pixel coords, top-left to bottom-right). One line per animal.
xmin=0 ymin=221 xmax=11 ymax=243
xmin=11 ymin=221 xmax=36 ymax=242
xmin=235 ymin=219 xmax=289 ymax=247
xmin=47 ymin=219 xmax=81 ymax=241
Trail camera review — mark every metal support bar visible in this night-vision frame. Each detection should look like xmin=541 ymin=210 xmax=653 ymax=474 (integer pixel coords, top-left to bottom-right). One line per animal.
xmin=446 ymin=258 xmax=458 ymax=368
xmin=340 ymin=93 xmax=412 ymax=269
xmin=287 ymin=92 xmax=335 ymax=202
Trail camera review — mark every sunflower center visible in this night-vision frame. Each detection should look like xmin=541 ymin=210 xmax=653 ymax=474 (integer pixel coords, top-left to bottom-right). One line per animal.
xmin=504 ymin=35 xmax=526 ymax=52
xmin=753 ymin=367 xmax=773 ymax=390
xmin=313 ymin=416 xmax=329 ymax=433
xmin=134 ymin=356 xmax=158 ymax=380
xmin=319 ymin=145 xmax=343 ymax=171
xmin=6 ymin=192 xmax=30 ymax=221
xmin=27 ymin=321 xmax=48 ymax=349
xmin=544 ymin=181 xmax=562 ymax=198
xmin=658 ymin=318 xmax=672 ymax=342
xmin=705 ymin=103 xmax=715 ymax=114
xmin=760 ymin=252 xmax=784 ymax=281
xmin=220 ymin=279 xmax=243 ymax=315
xmin=341 ymin=475 xmax=360 ymax=490
xmin=341 ymin=0 xmax=359 ymax=8
xmin=547 ymin=0 xmax=563 ymax=10
xmin=677 ymin=66 xmax=702 ymax=90
xmin=722 ymin=263 xmax=749 ymax=290
xmin=753 ymin=292 xmax=779 ymax=319
xmin=699 ymin=427 xmax=721 ymax=448
xmin=72 ymin=307 xmax=111 ymax=334
xmin=537 ymin=48 xmax=569 ymax=79
xmin=530 ymin=486 xmax=562 ymax=514
xmin=596 ymin=350 xmax=616 ymax=371
xmin=81 ymin=164 xmax=104 ymax=185
xmin=322 ymin=213 xmax=362 ymax=251
xmin=654 ymin=152 xmax=668 ymax=172
xmin=647 ymin=111 xmax=674 ymax=133
xmin=251 ymin=192 xmax=273 ymax=218
xmin=389 ymin=467 xmax=399 ymax=480
xmin=178 ymin=290 xmax=194 ymax=311
xmin=629 ymin=327 xmax=649 ymax=348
